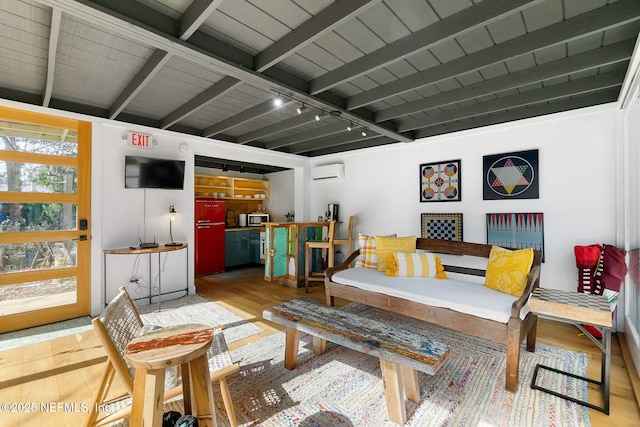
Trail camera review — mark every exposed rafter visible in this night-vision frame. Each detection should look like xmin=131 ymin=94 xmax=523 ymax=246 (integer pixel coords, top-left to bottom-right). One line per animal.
xmin=413 ymin=89 xmax=621 ymax=139
xmin=309 ymin=0 xmax=543 ymax=95
xmin=42 ymin=7 xmax=61 ymax=107
xmin=160 ymin=76 xmax=241 ymax=130
xmin=376 ymin=39 xmax=635 ymax=122
xmin=255 ymin=0 xmax=379 ymax=72
xmin=347 ymin=0 xmax=640 ymax=110
xmin=39 ymin=0 xmax=412 ymax=144
xmin=288 ymin=130 xmax=381 ymax=154
xmin=203 ymin=97 xmax=294 ymax=137
xmin=264 ymin=122 xmax=347 ymax=150
xmin=237 ymin=110 xmax=319 ymax=144
xmin=179 ymin=0 xmax=224 ymax=40
xmin=398 ymin=71 xmax=624 ymax=132
xmin=109 ymin=50 xmax=172 ymax=119
xmin=303 ymin=136 xmax=396 ymax=157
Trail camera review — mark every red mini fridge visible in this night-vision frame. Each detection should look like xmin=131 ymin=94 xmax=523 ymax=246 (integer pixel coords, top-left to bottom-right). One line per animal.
xmin=195 ymin=198 xmax=225 ymax=276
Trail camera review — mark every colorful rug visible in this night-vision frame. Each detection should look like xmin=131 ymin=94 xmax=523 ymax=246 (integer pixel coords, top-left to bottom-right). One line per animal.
xmin=138 ymin=294 xmax=263 ymax=344
xmin=217 ymin=303 xmax=590 ymax=426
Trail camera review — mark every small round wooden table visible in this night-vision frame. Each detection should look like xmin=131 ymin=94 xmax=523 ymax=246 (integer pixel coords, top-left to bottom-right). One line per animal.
xmin=124 ymin=324 xmax=217 ymax=427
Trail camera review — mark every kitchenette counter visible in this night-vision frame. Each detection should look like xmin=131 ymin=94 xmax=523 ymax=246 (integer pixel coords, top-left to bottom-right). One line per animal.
xmin=225 ymin=226 xmax=265 ymax=232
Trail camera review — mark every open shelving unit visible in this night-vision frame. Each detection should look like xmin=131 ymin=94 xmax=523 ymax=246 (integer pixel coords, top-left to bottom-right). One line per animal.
xmin=194 ymin=175 xmax=269 ymax=200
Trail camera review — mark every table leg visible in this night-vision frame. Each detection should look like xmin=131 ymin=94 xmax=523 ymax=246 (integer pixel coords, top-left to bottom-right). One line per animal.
xmin=181 ymin=362 xmax=192 ymax=415
xmin=284 ymin=327 xmax=300 ymax=370
xmin=130 ymin=368 xmax=166 ymax=427
xmin=400 ymin=364 xmax=420 ymax=403
xmin=380 ymin=359 xmax=407 ymax=425
xmin=189 ymin=353 xmax=217 ymax=427
xmin=312 ymin=336 xmax=326 ymax=355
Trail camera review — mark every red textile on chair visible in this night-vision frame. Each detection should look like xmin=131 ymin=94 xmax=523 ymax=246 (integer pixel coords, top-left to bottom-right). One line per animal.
xmin=574 ymin=245 xmax=602 ymax=294
xmin=599 ymin=244 xmax=627 ymax=293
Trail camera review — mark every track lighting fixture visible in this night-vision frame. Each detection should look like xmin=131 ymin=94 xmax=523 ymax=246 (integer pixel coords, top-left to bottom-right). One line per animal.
xmin=315 ymin=111 xmax=323 ymax=121
xmin=296 ymin=103 xmax=307 ymax=114
xmin=273 ymin=94 xmax=283 ymax=107
xmin=222 ymin=164 xmax=228 ymax=172
xmin=346 ymin=122 xmax=353 ymax=131
xmin=361 ymin=127 xmax=368 ymax=137
xmin=240 ymin=165 xmax=245 ymax=173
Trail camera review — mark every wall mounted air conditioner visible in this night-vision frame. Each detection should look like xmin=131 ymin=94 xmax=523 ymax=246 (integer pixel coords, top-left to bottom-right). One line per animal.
xmin=312 ymin=163 xmax=345 ymax=180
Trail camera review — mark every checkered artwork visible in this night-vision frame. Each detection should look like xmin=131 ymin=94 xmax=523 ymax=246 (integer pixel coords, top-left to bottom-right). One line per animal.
xmin=421 ymin=213 xmax=463 ymax=241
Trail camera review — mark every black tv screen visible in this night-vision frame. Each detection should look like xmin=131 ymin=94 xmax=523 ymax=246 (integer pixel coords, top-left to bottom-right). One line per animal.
xmin=125 ymin=155 xmax=186 ymax=190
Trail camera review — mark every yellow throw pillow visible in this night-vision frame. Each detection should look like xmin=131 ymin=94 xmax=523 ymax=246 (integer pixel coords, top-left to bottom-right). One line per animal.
xmin=484 ymin=246 xmax=534 ymax=297
xmin=356 ymin=233 xmax=396 ymax=269
xmin=375 ymin=235 xmax=416 ymax=272
xmin=386 ymin=252 xmax=447 ymax=279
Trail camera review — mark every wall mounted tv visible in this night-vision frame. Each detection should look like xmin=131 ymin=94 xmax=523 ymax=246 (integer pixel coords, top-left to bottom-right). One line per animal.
xmin=125 ymin=155 xmax=186 ymax=190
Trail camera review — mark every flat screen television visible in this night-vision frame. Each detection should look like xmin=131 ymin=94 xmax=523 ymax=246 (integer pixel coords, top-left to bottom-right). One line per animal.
xmin=125 ymin=155 xmax=186 ymax=190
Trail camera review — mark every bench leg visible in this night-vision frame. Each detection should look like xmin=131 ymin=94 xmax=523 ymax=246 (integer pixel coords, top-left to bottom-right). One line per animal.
xmin=400 ymin=365 xmax=420 ymax=403
xmin=312 ymin=336 xmax=326 ymax=355
xmin=506 ymin=318 xmax=521 ymax=393
xmin=380 ymin=359 xmax=407 ymax=425
xmin=526 ymin=316 xmax=538 ymax=353
xmin=284 ymin=327 xmax=300 ymax=370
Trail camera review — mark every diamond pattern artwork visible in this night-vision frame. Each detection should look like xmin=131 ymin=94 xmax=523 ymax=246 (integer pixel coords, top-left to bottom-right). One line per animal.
xmin=486 ymin=212 xmax=544 ymax=261
xmin=483 ymin=150 xmax=538 ymax=200
xmin=420 ymin=159 xmax=461 ymax=202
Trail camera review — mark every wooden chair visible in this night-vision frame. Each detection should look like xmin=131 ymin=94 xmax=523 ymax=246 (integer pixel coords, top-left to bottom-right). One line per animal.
xmin=86 ymin=287 xmax=239 ymax=427
xmin=304 ymin=220 xmax=336 ymax=293
xmin=334 ymin=215 xmax=355 ymax=257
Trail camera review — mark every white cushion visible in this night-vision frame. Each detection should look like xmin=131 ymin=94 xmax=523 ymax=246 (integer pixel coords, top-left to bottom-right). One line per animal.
xmin=331 ymin=268 xmax=529 ymax=323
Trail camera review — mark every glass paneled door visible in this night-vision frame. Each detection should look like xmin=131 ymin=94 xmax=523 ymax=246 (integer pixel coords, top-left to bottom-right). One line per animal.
xmin=0 ymin=107 xmax=91 ymax=333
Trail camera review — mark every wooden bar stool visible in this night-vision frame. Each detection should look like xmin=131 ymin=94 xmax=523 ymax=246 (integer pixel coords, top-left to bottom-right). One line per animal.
xmin=334 ymin=215 xmax=355 ymax=257
xmin=124 ymin=324 xmax=219 ymax=427
xmin=304 ymin=221 xmax=336 ymax=293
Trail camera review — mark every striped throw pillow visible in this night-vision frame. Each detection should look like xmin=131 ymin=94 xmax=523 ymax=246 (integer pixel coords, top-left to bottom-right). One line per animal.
xmin=386 ymin=252 xmax=447 ymax=279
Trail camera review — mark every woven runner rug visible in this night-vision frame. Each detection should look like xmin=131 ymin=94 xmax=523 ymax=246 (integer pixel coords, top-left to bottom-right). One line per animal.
xmin=215 ymin=303 xmax=590 ymax=427
xmin=138 ymin=294 xmax=263 ymax=344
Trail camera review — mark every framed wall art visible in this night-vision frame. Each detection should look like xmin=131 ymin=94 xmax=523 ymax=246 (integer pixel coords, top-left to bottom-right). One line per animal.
xmin=486 ymin=213 xmax=544 ymax=261
xmin=420 ymin=159 xmax=461 ymax=202
xmin=421 ymin=213 xmax=463 ymax=241
xmin=483 ymin=149 xmax=538 ymax=200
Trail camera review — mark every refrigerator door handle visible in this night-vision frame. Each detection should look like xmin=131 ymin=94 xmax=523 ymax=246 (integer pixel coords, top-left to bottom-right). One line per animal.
xmin=197 ymin=225 xmax=211 ymax=229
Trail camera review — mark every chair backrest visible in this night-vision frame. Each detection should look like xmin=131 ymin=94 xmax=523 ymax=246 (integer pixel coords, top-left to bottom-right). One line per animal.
xmin=327 ymin=220 xmax=336 ymax=244
xmin=92 ymin=287 xmax=144 ymax=394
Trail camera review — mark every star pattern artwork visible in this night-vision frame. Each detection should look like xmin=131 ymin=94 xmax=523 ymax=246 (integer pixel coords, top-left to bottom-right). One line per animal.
xmin=483 ymin=149 xmax=539 ymax=200
xmin=420 ymin=159 xmax=461 ymax=202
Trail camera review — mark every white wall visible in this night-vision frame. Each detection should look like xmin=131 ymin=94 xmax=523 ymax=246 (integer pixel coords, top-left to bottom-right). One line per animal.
xmin=310 ymin=104 xmax=620 ymax=293
xmin=264 ymin=169 xmax=295 ymax=222
xmin=98 ymin=123 xmax=309 ymax=312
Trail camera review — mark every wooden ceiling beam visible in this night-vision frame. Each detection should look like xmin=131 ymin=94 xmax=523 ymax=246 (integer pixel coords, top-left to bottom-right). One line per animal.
xmin=398 ymin=71 xmax=624 ymax=132
xmin=255 ymin=0 xmax=379 ymax=72
xmin=179 ymin=0 xmax=223 ymax=40
xmin=309 ymin=0 xmax=543 ymax=94
xmin=348 ymin=0 xmax=640 ymax=110
xmin=237 ymin=110 xmax=318 ymax=144
xmin=376 ymin=39 xmax=635 ymax=122
xmin=202 ymin=97 xmax=294 ymax=137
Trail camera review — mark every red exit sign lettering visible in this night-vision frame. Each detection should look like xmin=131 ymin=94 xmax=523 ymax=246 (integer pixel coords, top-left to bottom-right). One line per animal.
xmin=127 ymin=131 xmax=153 ymax=149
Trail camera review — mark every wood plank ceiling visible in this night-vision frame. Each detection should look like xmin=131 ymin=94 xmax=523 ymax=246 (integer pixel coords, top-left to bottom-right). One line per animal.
xmin=0 ymin=0 xmax=638 ymax=160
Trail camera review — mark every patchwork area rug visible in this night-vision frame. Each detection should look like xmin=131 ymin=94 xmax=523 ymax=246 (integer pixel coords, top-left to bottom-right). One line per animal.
xmin=138 ymin=294 xmax=263 ymax=344
xmin=217 ymin=303 xmax=590 ymax=427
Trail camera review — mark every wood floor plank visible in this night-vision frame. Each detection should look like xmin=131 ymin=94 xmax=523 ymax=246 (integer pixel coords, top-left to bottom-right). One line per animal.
xmin=0 ymin=270 xmax=637 ymax=426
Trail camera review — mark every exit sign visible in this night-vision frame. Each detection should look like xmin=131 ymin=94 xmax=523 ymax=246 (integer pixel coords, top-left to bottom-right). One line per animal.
xmin=127 ymin=131 xmax=153 ymax=149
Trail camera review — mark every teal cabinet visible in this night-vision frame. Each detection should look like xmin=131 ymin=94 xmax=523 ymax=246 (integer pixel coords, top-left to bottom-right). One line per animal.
xmin=225 ymin=229 xmax=263 ymax=268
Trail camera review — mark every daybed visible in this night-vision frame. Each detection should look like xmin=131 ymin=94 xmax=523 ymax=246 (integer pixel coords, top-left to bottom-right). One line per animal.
xmin=324 ymin=237 xmax=542 ymax=392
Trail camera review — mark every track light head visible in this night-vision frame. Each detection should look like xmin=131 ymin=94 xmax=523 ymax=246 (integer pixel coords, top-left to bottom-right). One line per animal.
xmin=346 ymin=122 xmax=353 ymax=131
xmin=315 ymin=111 xmax=323 ymax=121
xmin=296 ymin=103 xmax=307 ymax=114
xmin=361 ymin=127 xmax=368 ymax=137
xmin=273 ymin=94 xmax=283 ymax=107
xmin=222 ymin=164 xmax=228 ymax=172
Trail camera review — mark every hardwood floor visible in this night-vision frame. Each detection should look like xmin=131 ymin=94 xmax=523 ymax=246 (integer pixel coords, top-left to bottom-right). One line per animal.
xmin=0 ymin=270 xmax=638 ymax=426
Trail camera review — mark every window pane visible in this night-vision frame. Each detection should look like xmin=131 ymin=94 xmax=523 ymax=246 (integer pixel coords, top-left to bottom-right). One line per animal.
xmin=0 ymin=120 xmax=78 ymax=155
xmin=0 ymin=277 xmax=77 ymax=315
xmin=0 ymin=203 xmax=77 ymax=231
xmin=0 ymin=241 xmax=77 ymax=273
xmin=0 ymin=160 xmax=77 ymax=193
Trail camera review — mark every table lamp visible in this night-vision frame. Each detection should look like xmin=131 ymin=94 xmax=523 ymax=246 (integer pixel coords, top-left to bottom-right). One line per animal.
xmin=165 ymin=205 xmax=182 ymax=246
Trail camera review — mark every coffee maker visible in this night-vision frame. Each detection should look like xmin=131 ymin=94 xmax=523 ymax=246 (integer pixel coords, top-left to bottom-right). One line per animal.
xmin=326 ymin=204 xmax=339 ymax=222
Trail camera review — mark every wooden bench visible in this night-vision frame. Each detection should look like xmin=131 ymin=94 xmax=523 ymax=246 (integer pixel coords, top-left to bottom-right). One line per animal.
xmin=263 ymin=298 xmax=451 ymax=425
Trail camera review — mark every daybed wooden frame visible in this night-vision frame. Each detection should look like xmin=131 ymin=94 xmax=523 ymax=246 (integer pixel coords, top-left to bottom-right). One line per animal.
xmin=324 ymin=238 xmax=542 ymax=392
